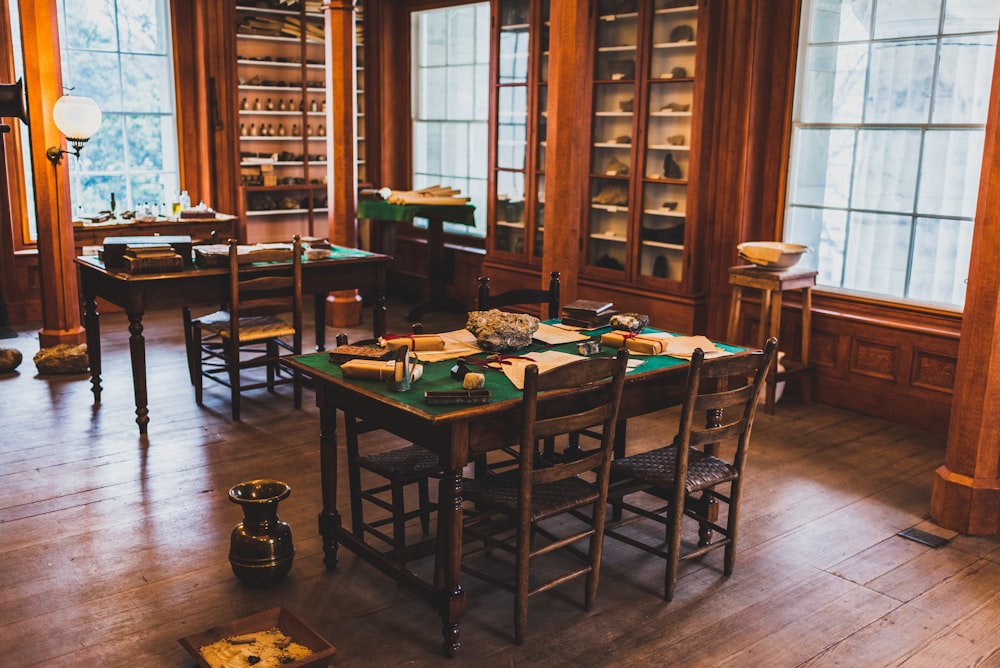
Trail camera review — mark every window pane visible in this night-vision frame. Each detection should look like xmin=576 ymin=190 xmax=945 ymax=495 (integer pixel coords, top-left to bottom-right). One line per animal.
xmin=121 ymin=55 xmax=173 ymax=113
xmin=807 ymin=0 xmax=872 ymax=43
xmin=800 ymin=43 xmax=868 ymax=123
xmin=786 ymin=205 xmax=846 ymax=286
xmin=865 ymin=39 xmax=936 ymax=123
xmin=842 ymin=212 xmax=912 ymax=297
xmin=787 ymin=128 xmax=856 ymax=208
xmin=908 ymin=217 xmax=972 ymax=304
xmin=933 ymin=34 xmax=996 ymax=123
xmin=944 ymin=0 xmax=1000 ymax=32
xmin=65 ymin=51 xmax=123 ymax=113
xmin=852 ymin=129 xmax=921 ymax=212
xmin=918 ymin=129 xmax=986 ymax=217
xmin=873 ymin=0 xmax=942 ymax=39
xmin=63 ymin=0 xmax=118 ymax=51
xmin=116 ymin=0 xmax=168 ymax=54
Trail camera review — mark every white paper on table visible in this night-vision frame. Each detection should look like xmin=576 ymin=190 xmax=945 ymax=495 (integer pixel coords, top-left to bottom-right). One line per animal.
xmin=500 ymin=350 xmax=584 ymax=390
xmin=533 ymin=322 xmax=590 ymax=345
xmin=411 ymin=329 xmax=483 ymax=363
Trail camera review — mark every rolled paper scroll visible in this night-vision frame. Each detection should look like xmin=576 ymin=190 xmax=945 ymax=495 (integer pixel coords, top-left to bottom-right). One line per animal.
xmin=599 ymin=331 xmax=667 ymax=355
xmin=382 ymin=334 xmax=446 ymax=351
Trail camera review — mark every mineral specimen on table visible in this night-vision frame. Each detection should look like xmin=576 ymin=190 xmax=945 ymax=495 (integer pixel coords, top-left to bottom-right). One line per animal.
xmin=0 ymin=348 xmax=22 ymax=373
xmin=33 ymin=343 xmax=89 ymax=374
xmin=466 ymin=309 xmax=539 ymax=352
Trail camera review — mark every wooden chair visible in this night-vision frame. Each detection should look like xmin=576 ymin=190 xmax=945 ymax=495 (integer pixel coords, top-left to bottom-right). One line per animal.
xmin=477 ymin=271 xmax=560 ymax=318
xmin=460 ymin=348 xmax=629 ymax=645
xmin=183 ymin=236 xmax=303 ymax=420
xmin=605 ymin=338 xmax=777 ymax=601
xmin=338 ymin=329 xmax=440 ymax=555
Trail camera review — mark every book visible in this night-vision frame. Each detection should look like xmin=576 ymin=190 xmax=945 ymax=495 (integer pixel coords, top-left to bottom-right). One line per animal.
xmin=562 ymin=299 xmax=614 ymax=318
xmin=560 ymin=310 xmax=618 ymax=329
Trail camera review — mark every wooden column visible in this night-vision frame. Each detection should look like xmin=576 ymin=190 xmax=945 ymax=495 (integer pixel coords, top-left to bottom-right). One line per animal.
xmin=540 ymin=0 xmax=589 ymax=302
xmin=19 ymin=0 xmax=84 ymax=348
xmin=324 ymin=0 xmax=362 ymax=326
xmin=930 ymin=41 xmax=1000 ymax=535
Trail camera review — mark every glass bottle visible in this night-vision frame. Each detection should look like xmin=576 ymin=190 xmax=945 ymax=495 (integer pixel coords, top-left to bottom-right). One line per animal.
xmin=253 ymin=98 xmax=261 ymax=110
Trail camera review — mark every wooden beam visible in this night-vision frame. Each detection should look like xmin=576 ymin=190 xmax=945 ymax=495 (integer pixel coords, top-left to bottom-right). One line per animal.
xmin=930 ymin=39 xmax=1000 ymax=535
xmin=18 ymin=0 xmax=84 ymax=347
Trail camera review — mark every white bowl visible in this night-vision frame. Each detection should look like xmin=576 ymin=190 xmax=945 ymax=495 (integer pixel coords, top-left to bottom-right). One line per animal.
xmin=737 ymin=241 xmax=810 ymax=270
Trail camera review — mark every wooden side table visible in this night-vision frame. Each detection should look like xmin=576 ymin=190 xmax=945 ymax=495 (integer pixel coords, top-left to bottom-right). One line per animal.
xmin=726 ymin=265 xmax=817 ymax=413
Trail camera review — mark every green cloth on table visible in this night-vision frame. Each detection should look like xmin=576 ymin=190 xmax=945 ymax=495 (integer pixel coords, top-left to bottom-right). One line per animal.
xmin=292 ymin=326 xmax=744 ymax=417
xmin=357 ymin=199 xmax=476 ymax=227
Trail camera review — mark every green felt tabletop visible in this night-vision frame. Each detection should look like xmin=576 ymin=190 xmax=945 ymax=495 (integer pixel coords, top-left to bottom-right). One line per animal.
xmin=291 ymin=326 xmax=745 ymax=417
xmin=357 ymin=199 xmax=476 ymax=226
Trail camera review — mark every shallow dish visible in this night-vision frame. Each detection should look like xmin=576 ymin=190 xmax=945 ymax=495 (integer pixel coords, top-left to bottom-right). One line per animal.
xmin=178 ymin=607 xmax=336 ymax=668
xmin=737 ymin=241 xmax=810 ymax=270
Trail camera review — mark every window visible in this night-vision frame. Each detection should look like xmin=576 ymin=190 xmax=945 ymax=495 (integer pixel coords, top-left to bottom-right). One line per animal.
xmin=411 ymin=3 xmax=490 ymax=237
xmin=784 ymin=0 xmax=999 ymax=308
xmin=56 ymin=0 xmax=180 ymax=219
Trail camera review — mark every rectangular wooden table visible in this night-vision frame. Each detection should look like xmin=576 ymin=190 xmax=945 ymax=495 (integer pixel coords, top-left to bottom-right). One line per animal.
xmin=285 ymin=333 xmax=747 ymax=656
xmin=76 ymin=248 xmax=389 ymax=435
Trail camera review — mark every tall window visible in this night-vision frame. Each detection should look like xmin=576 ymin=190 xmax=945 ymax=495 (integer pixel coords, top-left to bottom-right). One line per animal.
xmin=56 ymin=0 xmax=179 ymax=218
xmin=784 ymin=0 xmax=999 ymax=308
xmin=411 ymin=3 xmax=490 ymax=237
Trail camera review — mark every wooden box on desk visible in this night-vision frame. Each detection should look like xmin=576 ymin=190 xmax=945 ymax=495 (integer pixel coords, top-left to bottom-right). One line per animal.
xmin=100 ymin=235 xmax=193 ymax=268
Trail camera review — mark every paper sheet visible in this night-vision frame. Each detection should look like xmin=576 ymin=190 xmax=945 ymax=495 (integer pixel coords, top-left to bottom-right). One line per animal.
xmin=533 ymin=322 xmax=590 ymax=345
xmin=499 ymin=350 xmax=585 ymax=390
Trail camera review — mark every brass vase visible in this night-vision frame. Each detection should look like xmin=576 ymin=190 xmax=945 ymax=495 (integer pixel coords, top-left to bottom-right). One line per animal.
xmin=228 ymin=480 xmax=294 ymax=585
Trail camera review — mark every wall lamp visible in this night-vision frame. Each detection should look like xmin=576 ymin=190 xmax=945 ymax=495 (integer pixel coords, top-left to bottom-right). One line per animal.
xmin=45 ymin=95 xmax=102 ymax=164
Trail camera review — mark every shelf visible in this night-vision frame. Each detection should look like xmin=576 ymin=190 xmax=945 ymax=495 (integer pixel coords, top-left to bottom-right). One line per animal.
xmin=591 ymin=204 xmax=629 ymax=214
xmin=652 ymin=41 xmax=696 ymax=49
xmin=590 ymin=232 xmax=628 ymax=243
xmin=643 ymin=208 xmax=686 ymax=218
xmin=239 ymin=84 xmax=306 ymax=93
xmin=597 ymin=45 xmax=637 ymax=52
xmin=247 ymin=208 xmax=310 ymax=217
xmin=599 ymin=12 xmax=638 ymax=21
xmin=236 ymin=4 xmax=323 ymax=18
xmin=641 ymin=240 xmax=683 ymax=250
xmin=649 ymin=111 xmax=692 ymax=117
xmin=655 ymin=5 xmax=698 ymax=14
xmin=594 ymin=142 xmax=632 ymax=148
xmin=594 ymin=111 xmax=633 ymax=117
xmin=496 ymin=221 xmax=525 ymax=229
xmin=239 ymin=110 xmax=303 ymax=116
xmin=237 ymin=59 xmax=324 ymax=69
xmin=647 ymin=144 xmax=690 ymax=151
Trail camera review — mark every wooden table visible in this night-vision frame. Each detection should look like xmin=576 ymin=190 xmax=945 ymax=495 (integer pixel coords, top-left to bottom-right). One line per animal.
xmin=285 ymin=335 xmax=747 ymax=656
xmin=357 ymin=199 xmax=475 ymax=321
xmin=76 ymin=249 xmax=389 ymax=434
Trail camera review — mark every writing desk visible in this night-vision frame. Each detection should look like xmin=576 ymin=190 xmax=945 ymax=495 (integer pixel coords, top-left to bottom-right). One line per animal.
xmin=76 ymin=248 xmax=389 ymax=435
xmin=285 ymin=333 xmax=747 ymax=656
xmin=356 ymin=199 xmax=475 ymax=321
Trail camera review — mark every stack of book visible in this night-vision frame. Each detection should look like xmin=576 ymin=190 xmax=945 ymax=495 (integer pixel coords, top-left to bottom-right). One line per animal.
xmin=122 ymin=244 xmax=184 ymax=274
xmin=560 ymin=299 xmax=617 ymax=329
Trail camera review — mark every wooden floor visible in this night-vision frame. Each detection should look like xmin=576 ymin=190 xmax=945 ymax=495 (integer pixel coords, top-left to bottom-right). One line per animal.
xmin=2 ymin=304 xmax=999 ymax=667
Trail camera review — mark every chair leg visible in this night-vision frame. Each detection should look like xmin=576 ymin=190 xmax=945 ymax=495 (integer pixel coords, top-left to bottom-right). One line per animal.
xmin=664 ymin=494 xmax=685 ymax=602
xmin=193 ymin=323 xmax=204 ymax=405
xmin=182 ymin=307 xmax=196 ymax=385
xmin=391 ymin=479 xmax=406 ymax=552
xmin=585 ymin=498 xmax=608 ymax=611
xmin=514 ymin=515 xmax=532 ymax=645
xmin=724 ymin=484 xmax=742 ymax=576
xmin=293 ymin=368 xmax=302 ymax=409
xmin=266 ymin=340 xmax=278 ymax=391
xmin=418 ymin=476 xmax=431 ymax=535
xmin=228 ymin=338 xmax=241 ymax=421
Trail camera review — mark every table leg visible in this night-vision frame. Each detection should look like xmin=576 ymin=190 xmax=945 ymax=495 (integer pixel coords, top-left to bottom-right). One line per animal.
xmin=126 ymin=311 xmax=150 ymax=434
xmin=438 ymin=463 xmax=465 ymax=657
xmin=317 ymin=386 xmax=341 ymax=570
xmin=313 ymin=292 xmax=327 ymax=351
xmin=82 ymin=292 xmax=103 ymax=403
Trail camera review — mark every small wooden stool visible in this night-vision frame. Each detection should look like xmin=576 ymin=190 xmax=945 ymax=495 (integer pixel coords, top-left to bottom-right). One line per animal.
xmin=726 ymin=265 xmax=817 ymax=413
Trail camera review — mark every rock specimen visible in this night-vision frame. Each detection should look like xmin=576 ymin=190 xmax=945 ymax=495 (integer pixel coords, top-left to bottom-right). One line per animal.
xmin=466 ymin=309 xmax=539 ymax=352
xmin=34 ymin=343 xmax=89 ymax=374
xmin=0 ymin=348 xmax=22 ymax=373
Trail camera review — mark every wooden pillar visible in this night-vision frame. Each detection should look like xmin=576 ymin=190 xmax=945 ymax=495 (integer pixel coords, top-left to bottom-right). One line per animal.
xmin=19 ymin=0 xmax=84 ymax=348
xmin=930 ymin=41 xmax=1000 ymax=535
xmin=540 ymin=0 xmax=588 ymax=302
xmin=324 ymin=0 xmax=362 ymax=326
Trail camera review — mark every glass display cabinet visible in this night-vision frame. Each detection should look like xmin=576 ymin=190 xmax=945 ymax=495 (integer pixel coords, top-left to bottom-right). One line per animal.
xmin=584 ymin=0 xmax=699 ymax=283
xmin=489 ymin=0 xmax=550 ymax=264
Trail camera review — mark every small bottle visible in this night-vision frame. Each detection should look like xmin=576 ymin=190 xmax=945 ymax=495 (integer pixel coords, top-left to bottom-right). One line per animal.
xmin=253 ymin=98 xmax=261 ymax=110
xmin=110 ymin=192 xmax=117 ymax=217
xmin=278 ymin=98 xmax=287 ymax=111
xmin=298 ymin=99 xmax=305 ymax=112
xmin=240 ymin=122 xmax=246 ymax=136
xmin=277 ymin=124 xmax=287 ymax=137
xmin=306 ymin=124 xmax=313 ymax=136
xmin=291 ymin=123 xmax=300 ymax=136
xmin=266 ymin=123 xmax=274 ymax=136
xmin=318 ymin=124 xmax=326 ymax=137
xmin=171 ymin=193 xmax=182 ymax=219
xmin=309 ymin=99 xmax=318 ymax=112
xmin=321 ymin=99 xmax=326 ymax=112
xmin=179 ymin=190 xmax=191 ymax=211
xmin=248 ymin=123 xmax=257 ymax=136
xmin=289 ymin=98 xmax=296 ymax=111
xmin=240 ymin=97 xmax=248 ymax=110
xmin=266 ymin=98 xmax=274 ymax=111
